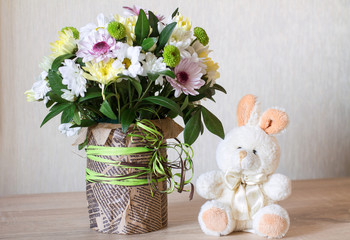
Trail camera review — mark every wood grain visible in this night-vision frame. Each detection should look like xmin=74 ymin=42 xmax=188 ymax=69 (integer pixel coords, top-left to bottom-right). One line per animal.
xmin=0 ymin=178 xmax=350 ymax=239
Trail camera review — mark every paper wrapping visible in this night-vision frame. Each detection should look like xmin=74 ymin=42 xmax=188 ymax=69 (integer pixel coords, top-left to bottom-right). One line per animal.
xmin=85 ymin=118 xmax=183 ymax=234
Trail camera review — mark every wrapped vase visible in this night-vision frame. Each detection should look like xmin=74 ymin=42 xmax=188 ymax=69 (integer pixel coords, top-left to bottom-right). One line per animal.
xmin=84 ymin=118 xmax=183 ymax=234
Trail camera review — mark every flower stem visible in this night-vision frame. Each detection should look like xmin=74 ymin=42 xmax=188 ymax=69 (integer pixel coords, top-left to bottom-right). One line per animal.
xmin=115 ymin=83 xmax=121 ymax=123
xmin=128 ymin=81 xmax=132 ymax=108
xmin=101 ymin=84 xmax=106 ymax=101
xmin=190 ymin=38 xmax=198 ymax=46
xmin=134 ymin=80 xmax=153 ymax=108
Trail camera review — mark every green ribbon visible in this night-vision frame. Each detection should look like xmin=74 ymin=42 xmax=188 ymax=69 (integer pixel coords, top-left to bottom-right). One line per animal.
xmin=86 ymin=119 xmax=194 ymax=198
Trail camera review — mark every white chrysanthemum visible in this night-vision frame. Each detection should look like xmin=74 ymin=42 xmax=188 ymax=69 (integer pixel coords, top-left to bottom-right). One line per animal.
xmin=30 ymin=71 xmax=51 ymax=103
xmin=39 ymin=55 xmax=54 ymax=72
xmin=182 ymin=46 xmax=207 ymax=75
xmin=112 ymin=42 xmax=144 ymax=78
xmin=169 ymin=28 xmax=193 ymax=56
xmin=79 ymin=13 xmax=111 ymax=40
xmin=141 ymin=52 xmax=168 ymax=85
xmin=61 ymin=89 xmax=76 ymax=102
xmin=59 ymin=59 xmax=87 ymax=97
xmin=58 ymin=123 xmax=81 ymax=137
xmin=160 ymin=13 xmax=193 ymax=56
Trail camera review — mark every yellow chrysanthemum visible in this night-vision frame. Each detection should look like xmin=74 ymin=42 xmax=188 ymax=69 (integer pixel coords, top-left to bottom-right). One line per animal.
xmin=24 ymin=89 xmax=36 ymax=102
xmin=114 ymin=14 xmax=138 ymax=45
xmin=205 ymin=57 xmax=220 ymax=86
xmin=50 ymin=29 xmax=77 ymax=58
xmin=82 ymin=59 xmax=122 ymax=85
xmin=174 ymin=13 xmax=192 ymax=31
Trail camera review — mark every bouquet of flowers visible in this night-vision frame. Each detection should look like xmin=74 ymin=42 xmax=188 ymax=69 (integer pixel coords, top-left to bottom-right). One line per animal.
xmin=25 ymin=6 xmax=225 ymax=147
xmin=25 ymin=6 xmax=226 ymax=234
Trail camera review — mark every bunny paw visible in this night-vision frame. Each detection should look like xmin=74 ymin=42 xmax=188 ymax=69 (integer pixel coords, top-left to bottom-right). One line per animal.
xmin=253 ymin=204 xmax=290 ymax=238
xmin=198 ymin=201 xmax=235 ymax=236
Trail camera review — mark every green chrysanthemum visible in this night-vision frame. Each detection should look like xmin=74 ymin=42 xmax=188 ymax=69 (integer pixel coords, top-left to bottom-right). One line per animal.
xmin=194 ymin=27 xmax=209 ymax=46
xmin=61 ymin=27 xmax=79 ymax=40
xmin=107 ymin=21 xmax=126 ymax=40
xmin=163 ymin=45 xmax=181 ymax=68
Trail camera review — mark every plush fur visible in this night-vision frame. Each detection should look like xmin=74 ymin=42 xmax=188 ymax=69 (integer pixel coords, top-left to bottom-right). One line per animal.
xmin=197 ymin=94 xmax=291 ymax=238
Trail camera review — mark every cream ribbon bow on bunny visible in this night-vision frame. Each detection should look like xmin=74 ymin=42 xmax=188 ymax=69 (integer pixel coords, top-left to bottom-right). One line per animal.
xmin=224 ymin=170 xmax=268 ymax=220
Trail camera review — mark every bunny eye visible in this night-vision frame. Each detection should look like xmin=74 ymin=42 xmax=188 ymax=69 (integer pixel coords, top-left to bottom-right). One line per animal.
xmin=237 ymin=147 xmax=242 ymax=149
xmin=253 ymin=150 xmax=257 ymax=155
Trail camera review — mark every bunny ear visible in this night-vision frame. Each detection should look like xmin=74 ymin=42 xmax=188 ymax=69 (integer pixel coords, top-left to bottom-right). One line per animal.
xmin=237 ymin=94 xmax=260 ymax=126
xmin=259 ymin=108 xmax=289 ymax=135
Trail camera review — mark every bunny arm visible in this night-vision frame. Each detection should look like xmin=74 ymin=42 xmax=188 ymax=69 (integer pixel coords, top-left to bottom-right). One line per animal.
xmin=196 ymin=170 xmax=225 ymax=200
xmin=262 ymin=173 xmax=292 ymax=201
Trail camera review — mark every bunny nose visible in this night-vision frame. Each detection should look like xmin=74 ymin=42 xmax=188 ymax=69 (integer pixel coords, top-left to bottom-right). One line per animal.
xmin=239 ymin=150 xmax=247 ymax=160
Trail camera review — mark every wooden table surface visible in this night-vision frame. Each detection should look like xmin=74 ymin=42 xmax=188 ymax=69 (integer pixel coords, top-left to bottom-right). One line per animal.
xmin=0 ymin=178 xmax=350 ymax=240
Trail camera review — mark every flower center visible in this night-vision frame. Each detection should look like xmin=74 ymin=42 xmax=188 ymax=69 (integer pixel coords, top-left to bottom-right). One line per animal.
xmin=122 ymin=58 xmax=131 ymax=69
xmin=176 ymin=71 xmax=189 ymax=84
xmin=92 ymin=41 xmax=110 ymax=54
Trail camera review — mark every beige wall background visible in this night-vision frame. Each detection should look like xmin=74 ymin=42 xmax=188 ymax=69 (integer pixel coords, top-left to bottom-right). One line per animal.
xmin=1 ymin=0 xmax=349 ymax=196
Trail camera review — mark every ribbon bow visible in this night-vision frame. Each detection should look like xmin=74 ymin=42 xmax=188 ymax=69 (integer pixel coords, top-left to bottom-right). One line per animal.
xmin=224 ymin=170 xmax=268 ymax=220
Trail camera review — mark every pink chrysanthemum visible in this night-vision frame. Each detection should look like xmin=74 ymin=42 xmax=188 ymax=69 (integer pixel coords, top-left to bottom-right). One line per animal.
xmin=166 ymin=58 xmax=204 ymax=98
xmin=77 ymin=29 xmax=118 ymax=63
xmin=123 ymin=5 xmax=165 ymax=21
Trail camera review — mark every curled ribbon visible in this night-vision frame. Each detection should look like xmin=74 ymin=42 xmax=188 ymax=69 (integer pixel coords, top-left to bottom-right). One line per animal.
xmin=224 ymin=170 xmax=268 ymax=220
xmin=86 ymin=119 xmax=194 ymax=199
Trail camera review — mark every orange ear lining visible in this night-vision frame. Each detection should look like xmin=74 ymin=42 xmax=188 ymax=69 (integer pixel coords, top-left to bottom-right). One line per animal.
xmin=237 ymin=94 xmax=257 ymax=126
xmin=259 ymin=109 xmax=289 ymax=135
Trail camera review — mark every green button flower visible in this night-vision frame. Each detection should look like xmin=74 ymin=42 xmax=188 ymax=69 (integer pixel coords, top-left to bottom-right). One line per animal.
xmin=194 ymin=27 xmax=209 ymax=46
xmin=163 ymin=45 xmax=181 ymax=68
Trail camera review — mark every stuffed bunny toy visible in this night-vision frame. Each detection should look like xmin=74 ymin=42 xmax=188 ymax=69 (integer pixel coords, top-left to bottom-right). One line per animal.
xmin=196 ymin=94 xmax=291 ymax=238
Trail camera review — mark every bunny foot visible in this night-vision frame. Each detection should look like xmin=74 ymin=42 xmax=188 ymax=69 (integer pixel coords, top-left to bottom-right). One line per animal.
xmin=253 ymin=204 xmax=290 ymax=238
xmin=198 ymin=200 xmax=235 ymax=236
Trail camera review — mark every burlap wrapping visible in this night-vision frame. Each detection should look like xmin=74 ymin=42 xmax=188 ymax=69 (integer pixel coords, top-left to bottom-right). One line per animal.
xmin=85 ymin=118 xmax=183 ymax=234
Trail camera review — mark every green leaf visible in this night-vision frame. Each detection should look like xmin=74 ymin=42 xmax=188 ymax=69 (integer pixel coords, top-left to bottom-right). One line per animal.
xmin=159 ymin=70 xmax=175 ymax=79
xmin=166 ymin=110 xmax=179 ymax=119
xmin=142 ymin=96 xmax=182 ymax=116
xmin=135 ymin=9 xmax=150 ymax=45
xmin=155 ymin=22 xmax=177 ymax=53
xmin=71 ymin=119 xmax=96 ymax=128
xmin=46 ymin=100 xmax=54 ymax=108
xmin=171 ymin=8 xmax=179 ymax=18
xmin=78 ymin=138 xmax=88 ymax=150
xmin=47 ymin=91 xmax=69 ymax=103
xmin=99 ymin=100 xmax=117 ymax=120
xmin=184 ymin=110 xmax=201 ymax=145
xmin=40 ymin=103 xmax=71 ymax=127
xmin=51 ymin=54 xmax=75 ymax=71
xmin=120 ymin=109 xmax=136 ymax=133
xmin=48 ymin=70 xmax=67 ymax=96
xmin=73 ymin=109 xmax=81 ymax=125
xmin=148 ymin=11 xmax=159 ymax=37
xmin=201 ymin=106 xmax=225 ymax=139
xmin=212 ymin=83 xmax=227 ymax=94
xmin=147 ymin=72 xmax=160 ymax=82
xmin=180 ymin=96 xmax=189 ymax=111
xmin=75 ymin=58 xmax=85 ymax=67
xmin=61 ymin=104 xmax=76 ymax=123
xmin=78 ymin=91 xmax=102 ymax=103
xmin=142 ymin=37 xmax=157 ymax=51
xmin=129 ymin=78 xmax=142 ymax=98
